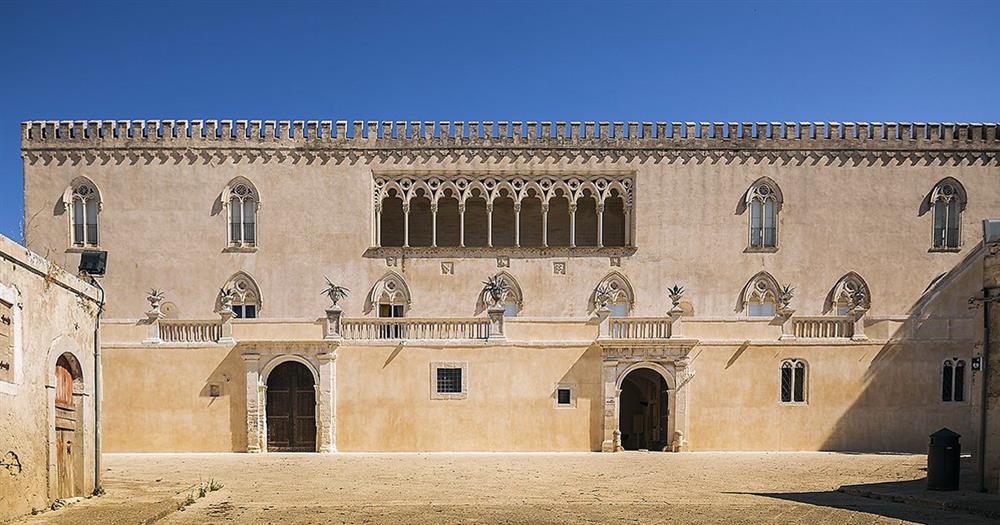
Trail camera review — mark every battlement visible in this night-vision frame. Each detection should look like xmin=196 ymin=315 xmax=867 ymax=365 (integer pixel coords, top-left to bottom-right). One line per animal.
xmin=20 ymin=120 xmax=1000 ymax=151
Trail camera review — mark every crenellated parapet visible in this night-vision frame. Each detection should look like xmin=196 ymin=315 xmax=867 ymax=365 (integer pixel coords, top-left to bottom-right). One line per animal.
xmin=20 ymin=120 xmax=1000 ymax=166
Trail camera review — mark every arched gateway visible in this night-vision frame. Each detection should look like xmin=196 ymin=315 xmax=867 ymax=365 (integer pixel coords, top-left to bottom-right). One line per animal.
xmin=265 ymin=361 xmax=317 ymax=452
xmin=600 ymin=344 xmax=694 ymax=452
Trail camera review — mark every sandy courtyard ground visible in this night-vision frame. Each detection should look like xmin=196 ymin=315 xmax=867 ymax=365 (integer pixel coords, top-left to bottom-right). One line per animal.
xmin=12 ymin=452 xmax=992 ymax=524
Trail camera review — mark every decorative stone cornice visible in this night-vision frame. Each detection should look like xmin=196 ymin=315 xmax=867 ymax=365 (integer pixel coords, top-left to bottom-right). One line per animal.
xmin=20 ymin=120 xmax=1000 ymax=167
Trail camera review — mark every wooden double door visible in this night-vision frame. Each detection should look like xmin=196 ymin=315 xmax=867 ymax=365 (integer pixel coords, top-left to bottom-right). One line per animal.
xmin=266 ymin=361 xmax=316 ymax=452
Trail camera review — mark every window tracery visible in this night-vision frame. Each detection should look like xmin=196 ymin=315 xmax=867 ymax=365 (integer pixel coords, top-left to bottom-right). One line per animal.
xmin=929 ymin=178 xmax=966 ymax=250
xmin=66 ymin=178 xmax=101 ymax=246
xmin=745 ymin=177 xmax=782 ymax=250
xmin=224 ymin=178 xmax=260 ymax=248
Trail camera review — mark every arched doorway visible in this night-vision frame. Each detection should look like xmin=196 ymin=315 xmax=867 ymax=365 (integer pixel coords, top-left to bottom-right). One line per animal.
xmin=618 ymin=367 xmax=669 ymax=451
xmin=54 ymin=353 xmax=84 ymax=498
xmin=266 ymin=361 xmax=316 ymax=452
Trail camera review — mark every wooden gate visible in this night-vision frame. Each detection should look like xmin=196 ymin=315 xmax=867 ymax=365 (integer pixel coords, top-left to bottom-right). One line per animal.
xmin=266 ymin=361 xmax=316 ymax=452
xmin=54 ymin=357 xmax=79 ymax=498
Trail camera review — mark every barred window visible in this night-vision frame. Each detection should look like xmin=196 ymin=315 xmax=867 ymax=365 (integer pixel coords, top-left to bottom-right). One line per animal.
xmin=556 ymin=388 xmax=572 ymax=406
xmin=436 ymin=368 xmax=463 ymax=394
xmin=942 ymin=359 xmax=966 ymax=402
xmin=780 ymin=359 xmax=807 ymax=403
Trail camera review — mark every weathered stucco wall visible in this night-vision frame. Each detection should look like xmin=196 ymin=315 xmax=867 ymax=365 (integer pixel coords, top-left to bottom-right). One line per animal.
xmin=0 ymin=235 xmax=99 ymax=520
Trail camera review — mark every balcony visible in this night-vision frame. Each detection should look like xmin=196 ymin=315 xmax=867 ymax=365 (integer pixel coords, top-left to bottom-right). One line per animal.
xmin=341 ymin=318 xmax=490 ymax=341
xmin=791 ymin=316 xmax=854 ymax=339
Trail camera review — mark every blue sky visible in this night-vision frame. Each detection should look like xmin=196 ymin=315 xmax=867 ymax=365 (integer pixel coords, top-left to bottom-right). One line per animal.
xmin=2 ymin=0 xmax=998 ymax=242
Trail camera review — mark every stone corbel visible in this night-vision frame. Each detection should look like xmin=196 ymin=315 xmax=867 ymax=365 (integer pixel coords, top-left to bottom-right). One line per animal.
xmin=851 ymin=306 xmax=869 ymax=341
xmin=487 ymin=305 xmax=506 ymax=342
xmin=778 ymin=306 xmax=796 ymax=340
xmin=324 ymin=305 xmax=344 ymax=340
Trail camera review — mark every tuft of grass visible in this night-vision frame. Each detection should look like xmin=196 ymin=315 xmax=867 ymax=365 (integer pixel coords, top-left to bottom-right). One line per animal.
xmin=92 ymin=486 xmax=105 ymax=497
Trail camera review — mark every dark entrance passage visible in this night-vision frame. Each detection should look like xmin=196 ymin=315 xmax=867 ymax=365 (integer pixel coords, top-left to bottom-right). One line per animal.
xmin=618 ymin=368 xmax=669 ymax=451
xmin=266 ymin=361 xmax=316 ymax=452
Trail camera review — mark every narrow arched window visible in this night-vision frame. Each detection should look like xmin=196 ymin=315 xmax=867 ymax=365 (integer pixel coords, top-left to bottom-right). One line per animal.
xmin=69 ymin=181 xmax=100 ymax=246
xmin=780 ymin=359 xmax=807 ymax=403
xmin=942 ymin=359 xmax=966 ymax=402
xmin=228 ymin=183 xmax=258 ymax=247
xmin=929 ymin=179 xmax=966 ymax=250
xmin=746 ymin=179 xmax=781 ymax=250
xmin=742 ymin=272 xmax=781 ymax=318
xmin=219 ymin=272 xmax=262 ymax=319
xmin=593 ymin=272 xmax=635 ymax=318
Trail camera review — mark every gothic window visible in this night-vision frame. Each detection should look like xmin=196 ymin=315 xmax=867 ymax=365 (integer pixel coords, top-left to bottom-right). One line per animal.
xmin=67 ymin=178 xmax=101 ymax=246
xmin=218 ymin=272 xmax=262 ymax=319
xmin=368 ymin=271 xmax=411 ymax=317
xmin=481 ymin=272 xmax=524 ymax=318
xmin=941 ymin=359 xmax=966 ymax=402
xmin=745 ymin=178 xmax=782 ymax=250
xmin=780 ymin=359 xmax=807 ymax=403
xmin=742 ymin=272 xmax=781 ymax=317
xmin=224 ymin=178 xmax=260 ymax=248
xmin=929 ymin=178 xmax=967 ymax=250
xmin=829 ymin=272 xmax=871 ymax=316
xmin=593 ymin=272 xmax=635 ymax=317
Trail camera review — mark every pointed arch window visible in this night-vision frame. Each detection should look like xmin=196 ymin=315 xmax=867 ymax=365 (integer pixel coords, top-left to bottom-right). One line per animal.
xmin=481 ymin=272 xmax=524 ymax=318
xmin=780 ymin=359 xmax=807 ymax=403
xmin=746 ymin=178 xmax=782 ymax=250
xmin=942 ymin=359 xmax=966 ymax=402
xmin=742 ymin=272 xmax=781 ymax=318
xmin=225 ymin=179 xmax=260 ymax=248
xmin=593 ymin=272 xmax=635 ymax=318
xmin=219 ymin=272 xmax=262 ymax=319
xmin=67 ymin=179 xmax=101 ymax=246
xmin=929 ymin=178 xmax=966 ymax=250
xmin=829 ymin=272 xmax=871 ymax=316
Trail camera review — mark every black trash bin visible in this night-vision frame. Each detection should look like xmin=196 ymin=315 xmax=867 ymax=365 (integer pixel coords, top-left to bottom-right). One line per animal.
xmin=927 ymin=428 xmax=961 ymax=491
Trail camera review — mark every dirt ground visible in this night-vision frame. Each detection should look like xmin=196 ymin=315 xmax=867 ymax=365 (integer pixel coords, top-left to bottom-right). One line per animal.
xmin=11 ymin=452 xmax=992 ymax=524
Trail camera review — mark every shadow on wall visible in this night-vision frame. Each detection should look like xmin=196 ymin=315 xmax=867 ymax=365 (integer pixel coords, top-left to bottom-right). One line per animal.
xmin=204 ymin=346 xmax=248 ymax=452
xmin=555 ymin=344 xmax=605 ymax=452
xmin=820 ymin=242 xmax=985 ymax=452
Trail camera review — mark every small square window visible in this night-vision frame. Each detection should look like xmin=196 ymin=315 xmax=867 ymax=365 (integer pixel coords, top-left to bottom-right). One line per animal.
xmin=431 ymin=362 xmax=468 ymax=399
xmin=557 ymin=388 xmax=571 ymax=405
xmin=209 ymin=384 xmax=221 ymax=397
xmin=436 ymin=368 xmax=462 ymax=394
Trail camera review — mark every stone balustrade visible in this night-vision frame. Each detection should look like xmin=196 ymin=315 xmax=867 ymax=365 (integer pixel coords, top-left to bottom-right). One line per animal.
xmin=607 ymin=317 xmax=672 ymax=340
xmin=160 ymin=320 xmax=222 ymax=343
xmin=792 ymin=317 xmax=854 ymax=338
xmin=340 ymin=318 xmax=491 ymax=341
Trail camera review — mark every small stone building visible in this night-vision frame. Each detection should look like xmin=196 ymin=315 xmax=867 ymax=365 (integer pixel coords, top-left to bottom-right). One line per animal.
xmin=0 ymin=235 xmax=99 ymax=520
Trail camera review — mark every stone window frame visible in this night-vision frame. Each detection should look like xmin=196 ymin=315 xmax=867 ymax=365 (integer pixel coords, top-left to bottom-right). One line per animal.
xmin=0 ymin=282 xmax=22 ymax=394
xmin=592 ymin=271 xmax=635 ymax=317
xmin=430 ymin=361 xmax=468 ymax=400
xmin=553 ymin=382 xmax=577 ymax=409
xmin=222 ymin=177 xmax=261 ymax=252
xmin=64 ymin=176 xmax=102 ymax=249
xmin=941 ymin=358 xmax=967 ymax=403
xmin=217 ymin=271 xmax=263 ymax=318
xmin=744 ymin=177 xmax=783 ymax=253
xmin=779 ymin=358 xmax=808 ymax=405
xmin=740 ymin=271 xmax=782 ymax=318
xmin=927 ymin=177 xmax=967 ymax=252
